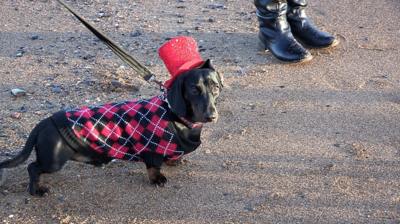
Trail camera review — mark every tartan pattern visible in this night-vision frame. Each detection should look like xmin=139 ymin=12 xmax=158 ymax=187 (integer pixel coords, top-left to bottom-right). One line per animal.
xmin=65 ymin=95 xmax=183 ymax=161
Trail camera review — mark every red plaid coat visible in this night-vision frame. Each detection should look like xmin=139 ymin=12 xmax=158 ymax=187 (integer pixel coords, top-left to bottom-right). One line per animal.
xmin=57 ymin=95 xmax=189 ymax=161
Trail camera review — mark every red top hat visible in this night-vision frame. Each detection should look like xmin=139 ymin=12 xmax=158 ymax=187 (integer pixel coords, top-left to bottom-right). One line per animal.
xmin=159 ymin=36 xmax=205 ymax=89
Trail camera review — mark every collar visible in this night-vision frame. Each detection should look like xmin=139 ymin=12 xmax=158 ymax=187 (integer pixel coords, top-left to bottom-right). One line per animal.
xmin=178 ymin=117 xmax=203 ymax=129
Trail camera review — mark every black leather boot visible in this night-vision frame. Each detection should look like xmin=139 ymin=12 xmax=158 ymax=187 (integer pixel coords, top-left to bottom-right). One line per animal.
xmin=255 ymin=0 xmax=312 ymax=63
xmin=287 ymin=0 xmax=339 ymax=48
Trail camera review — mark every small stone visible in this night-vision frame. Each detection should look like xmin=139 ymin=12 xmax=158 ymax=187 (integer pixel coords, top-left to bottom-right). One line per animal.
xmin=45 ymin=101 xmax=55 ymax=109
xmin=205 ymin=149 xmax=211 ymax=154
xmin=248 ymin=103 xmax=256 ymax=109
xmin=16 ymin=52 xmax=23 ymax=57
xmin=177 ymin=19 xmax=185 ymax=24
xmin=10 ymin=112 xmax=22 ymax=119
xmin=19 ymin=106 xmax=28 ymax=113
xmin=83 ymin=79 xmax=96 ymax=86
xmin=207 ymin=3 xmax=227 ymax=9
xmin=8 ymin=215 xmax=14 ymax=218
xmin=51 ymin=86 xmax=62 ymax=93
xmin=58 ymin=195 xmax=65 ymax=203
xmin=61 ymin=215 xmax=71 ymax=224
xmin=224 ymin=134 xmax=232 ymax=140
xmin=97 ymin=11 xmax=109 ymax=18
xmin=34 ymin=111 xmax=44 ymax=115
xmin=31 ymin=35 xmax=39 ymax=40
xmin=130 ymin=30 xmax=142 ymax=37
xmin=11 ymin=88 xmax=26 ymax=97
xmin=298 ymin=192 xmax=306 ymax=199
xmin=111 ymin=80 xmax=122 ymax=88
xmin=244 ymin=204 xmax=255 ymax=212
xmin=82 ymin=54 xmax=94 ymax=60
xmin=208 ymin=17 xmax=215 ymax=23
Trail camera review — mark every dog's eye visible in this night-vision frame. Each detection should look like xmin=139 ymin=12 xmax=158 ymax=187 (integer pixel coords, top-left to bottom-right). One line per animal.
xmin=191 ymin=86 xmax=201 ymax=95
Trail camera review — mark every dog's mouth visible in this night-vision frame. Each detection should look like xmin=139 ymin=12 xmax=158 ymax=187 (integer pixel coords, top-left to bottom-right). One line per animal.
xmin=179 ymin=114 xmax=218 ymax=129
xmin=179 ymin=117 xmax=204 ymax=129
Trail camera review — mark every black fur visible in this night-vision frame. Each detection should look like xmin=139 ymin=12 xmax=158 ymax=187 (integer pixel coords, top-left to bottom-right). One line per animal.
xmin=0 ymin=63 xmax=222 ymax=196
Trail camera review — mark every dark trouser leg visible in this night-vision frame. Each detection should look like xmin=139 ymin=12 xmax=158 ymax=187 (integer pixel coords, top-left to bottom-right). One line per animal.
xmin=255 ymin=0 xmax=312 ymax=63
xmin=287 ymin=0 xmax=339 ymax=48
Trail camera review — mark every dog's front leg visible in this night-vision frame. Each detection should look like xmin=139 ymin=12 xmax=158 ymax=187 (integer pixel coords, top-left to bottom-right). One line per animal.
xmin=141 ymin=152 xmax=167 ymax=187
xmin=146 ymin=167 xmax=167 ymax=187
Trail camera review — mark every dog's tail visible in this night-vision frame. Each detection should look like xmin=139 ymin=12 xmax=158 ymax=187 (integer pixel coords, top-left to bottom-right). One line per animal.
xmin=0 ymin=122 xmax=43 ymax=170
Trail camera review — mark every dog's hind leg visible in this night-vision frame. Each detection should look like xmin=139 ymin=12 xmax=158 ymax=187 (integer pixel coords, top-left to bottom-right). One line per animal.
xmin=27 ymin=162 xmax=49 ymax=196
xmin=28 ymin=146 xmax=72 ymax=197
xmin=28 ymin=121 xmax=74 ymax=196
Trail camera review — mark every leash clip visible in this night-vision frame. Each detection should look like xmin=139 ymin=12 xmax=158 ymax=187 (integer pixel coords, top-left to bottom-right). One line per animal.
xmin=146 ymin=73 xmax=167 ymax=93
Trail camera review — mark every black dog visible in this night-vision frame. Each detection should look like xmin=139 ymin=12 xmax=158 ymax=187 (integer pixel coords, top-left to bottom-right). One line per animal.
xmin=0 ymin=60 xmax=223 ymax=196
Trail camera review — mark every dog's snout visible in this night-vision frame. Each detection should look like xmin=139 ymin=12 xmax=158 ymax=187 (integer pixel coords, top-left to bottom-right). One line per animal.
xmin=205 ymin=112 xmax=218 ymax=122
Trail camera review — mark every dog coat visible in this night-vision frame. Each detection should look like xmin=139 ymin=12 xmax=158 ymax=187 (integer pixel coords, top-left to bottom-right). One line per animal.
xmin=51 ymin=95 xmax=199 ymax=161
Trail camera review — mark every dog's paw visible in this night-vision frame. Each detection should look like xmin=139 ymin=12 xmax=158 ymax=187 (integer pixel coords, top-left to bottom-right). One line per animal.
xmin=150 ymin=173 xmax=167 ymax=187
xmin=147 ymin=167 xmax=168 ymax=187
xmin=29 ymin=186 xmax=49 ymax=197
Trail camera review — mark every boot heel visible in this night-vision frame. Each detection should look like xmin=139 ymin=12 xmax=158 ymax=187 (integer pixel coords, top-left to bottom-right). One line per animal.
xmin=257 ymin=40 xmax=269 ymax=53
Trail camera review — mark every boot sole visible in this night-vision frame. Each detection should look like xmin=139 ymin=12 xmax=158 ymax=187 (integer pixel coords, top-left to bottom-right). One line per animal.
xmin=257 ymin=41 xmax=313 ymax=64
xmin=301 ymin=38 xmax=340 ymax=50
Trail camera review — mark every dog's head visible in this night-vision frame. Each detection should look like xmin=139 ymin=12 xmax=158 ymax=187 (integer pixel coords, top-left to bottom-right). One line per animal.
xmin=167 ymin=59 xmax=223 ymax=124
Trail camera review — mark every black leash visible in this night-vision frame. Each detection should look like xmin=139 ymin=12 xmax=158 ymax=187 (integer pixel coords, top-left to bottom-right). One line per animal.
xmin=56 ymin=0 xmax=165 ymax=88
xmin=55 ymin=1 xmax=205 ymax=129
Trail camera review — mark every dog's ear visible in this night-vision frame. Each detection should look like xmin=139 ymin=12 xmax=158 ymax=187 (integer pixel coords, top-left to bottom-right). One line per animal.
xmin=167 ymin=75 xmax=187 ymax=118
xmin=202 ymin=59 xmax=224 ymax=88
xmin=200 ymin=59 xmax=214 ymax=70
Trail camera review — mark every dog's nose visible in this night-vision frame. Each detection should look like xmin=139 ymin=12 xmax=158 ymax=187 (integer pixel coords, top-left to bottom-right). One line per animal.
xmin=205 ymin=114 xmax=218 ymax=122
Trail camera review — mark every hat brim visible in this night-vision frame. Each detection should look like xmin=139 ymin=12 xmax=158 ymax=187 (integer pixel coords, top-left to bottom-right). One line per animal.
xmin=164 ymin=59 xmax=204 ymax=88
